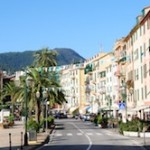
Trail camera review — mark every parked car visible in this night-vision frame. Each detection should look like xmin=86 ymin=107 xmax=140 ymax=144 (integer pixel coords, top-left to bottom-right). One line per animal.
xmin=83 ymin=114 xmax=91 ymax=121
xmin=54 ymin=113 xmax=67 ymax=119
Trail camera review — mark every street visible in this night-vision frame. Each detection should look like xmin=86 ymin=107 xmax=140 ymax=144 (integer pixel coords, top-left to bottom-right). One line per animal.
xmin=37 ymin=119 xmax=145 ymax=150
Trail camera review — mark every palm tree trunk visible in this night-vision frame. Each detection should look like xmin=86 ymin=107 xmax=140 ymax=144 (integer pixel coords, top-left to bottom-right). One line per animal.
xmin=35 ymin=100 xmax=41 ymax=124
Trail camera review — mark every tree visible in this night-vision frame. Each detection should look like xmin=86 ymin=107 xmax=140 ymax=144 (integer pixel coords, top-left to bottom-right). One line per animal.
xmin=24 ymin=67 xmax=67 ymax=125
xmin=33 ymin=48 xmax=58 ymax=67
xmin=1 ymin=81 xmax=21 ymax=113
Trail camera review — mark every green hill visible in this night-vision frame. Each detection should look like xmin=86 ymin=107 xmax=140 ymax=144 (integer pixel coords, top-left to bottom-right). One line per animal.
xmin=0 ymin=48 xmax=85 ymax=73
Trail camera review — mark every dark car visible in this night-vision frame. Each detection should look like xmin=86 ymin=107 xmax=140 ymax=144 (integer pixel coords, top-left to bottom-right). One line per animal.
xmin=54 ymin=113 xmax=67 ymax=119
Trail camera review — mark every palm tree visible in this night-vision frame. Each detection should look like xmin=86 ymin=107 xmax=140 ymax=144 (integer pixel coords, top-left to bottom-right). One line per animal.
xmin=25 ymin=67 xmax=67 ymax=125
xmin=33 ymin=48 xmax=58 ymax=68
xmin=2 ymin=81 xmax=21 ymax=114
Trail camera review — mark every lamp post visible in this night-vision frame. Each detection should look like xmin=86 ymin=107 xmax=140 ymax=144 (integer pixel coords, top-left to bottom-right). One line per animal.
xmin=24 ymin=81 xmax=28 ymax=146
xmin=46 ymin=101 xmax=49 ymax=133
xmin=129 ymin=87 xmax=133 ymax=100
xmin=43 ymin=90 xmax=48 ymax=133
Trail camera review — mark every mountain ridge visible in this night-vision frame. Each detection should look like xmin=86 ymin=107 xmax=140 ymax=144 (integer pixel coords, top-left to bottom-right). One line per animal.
xmin=0 ymin=48 xmax=85 ymax=73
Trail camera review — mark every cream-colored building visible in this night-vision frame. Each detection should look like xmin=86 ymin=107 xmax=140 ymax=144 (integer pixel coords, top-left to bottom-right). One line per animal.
xmin=59 ymin=64 xmax=85 ymax=114
xmin=84 ymin=53 xmax=106 ymax=114
xmin=125 ymin=6 xmax=150 ymax=119
xmin=84 ymin=52 xmax=118 ymax=114
xmin=113 ymin=38 xmax=128 ymax=121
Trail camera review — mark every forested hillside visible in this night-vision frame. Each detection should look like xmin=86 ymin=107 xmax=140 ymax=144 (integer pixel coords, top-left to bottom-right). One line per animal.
xmin=0 ymin=48 xmax=85 ymax=73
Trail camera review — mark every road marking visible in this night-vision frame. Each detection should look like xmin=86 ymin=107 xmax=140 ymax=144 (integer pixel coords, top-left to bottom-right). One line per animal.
xmin=67 ymin=133 xmax=73 ymax=136
xmin=96 ymin=133 xmax=102 ymax=136
xmin=77 ymin=133 xmax=83 ymax=136
xmin=55 ymin=133 xmax=62 ymax=136
xmin=69 ymin=123 xmax=92 ymax=150
xmin=86 ymin=133 xmax=93 ymax=136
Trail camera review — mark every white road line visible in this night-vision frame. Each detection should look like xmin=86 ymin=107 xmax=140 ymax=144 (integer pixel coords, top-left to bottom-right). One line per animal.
xmin=96 ymin=133 xmax=102 ymax=136
xmin=67 ymin=133 xmax=73 ymax=136
xmin=69 ymin=123 xmax=92 ymax=150
xmin=55 ymin=133 xmax=62 ymax=136
xmin=106 ymin=133 xmax=113 ymax=136
xmin=77 ymin=133 xmax=83 ymax=136
xmin=86 ymin=133 xmax=93 ymax=136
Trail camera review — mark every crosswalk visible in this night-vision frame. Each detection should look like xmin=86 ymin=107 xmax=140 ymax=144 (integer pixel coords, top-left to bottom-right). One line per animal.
xmin=50 ymin=132 xmax=116 ymax=137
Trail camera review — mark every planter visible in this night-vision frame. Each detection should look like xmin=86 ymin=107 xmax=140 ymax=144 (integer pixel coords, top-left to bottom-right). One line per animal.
xmin=140 ymin=132 xmax=150 ymax=138
xmin=123 ymin=131 xmax=150 ymax=137
xmin=123 ymin=131 xmax=139 ymax=137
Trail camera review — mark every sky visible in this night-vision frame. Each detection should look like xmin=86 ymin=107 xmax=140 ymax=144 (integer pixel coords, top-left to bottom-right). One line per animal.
xmin=0 ymin=1 xmax=150 ymax=59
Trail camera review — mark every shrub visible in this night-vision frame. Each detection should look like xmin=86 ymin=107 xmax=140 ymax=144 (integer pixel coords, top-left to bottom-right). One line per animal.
xmin=47 ymin=116 xmax=54 ymax=124
xmin=93 ymin=114 xmax=103 ymax=125
xmin=8 ymin=115 xmax=14 ymax=126
xmin=93 ymin=114 xmax=108 ymax=128
xmin=118 ymin=118 xmax=150 ymax=134
xmin=27 ymin=118 xmax=39 ymax=132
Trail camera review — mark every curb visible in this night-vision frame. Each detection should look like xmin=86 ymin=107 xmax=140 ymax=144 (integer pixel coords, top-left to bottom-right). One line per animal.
xmin=26 ymin=124 xmax=56 ymax=150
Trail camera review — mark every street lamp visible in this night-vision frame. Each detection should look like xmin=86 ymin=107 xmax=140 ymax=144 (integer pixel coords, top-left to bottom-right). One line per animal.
xmin=24 ymin=76 xmax=32 ymax=146
xmin=43 ymin=90 xmax=48 ymax=132
xmin=129 ymin=87 xmax=134 ymax=106
xmin=46 ymin=101 xmax=49 ymax=133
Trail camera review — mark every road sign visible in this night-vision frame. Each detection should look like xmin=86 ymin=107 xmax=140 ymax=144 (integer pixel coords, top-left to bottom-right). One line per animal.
xmin=119 ymin=102 xmax=126 ymax=110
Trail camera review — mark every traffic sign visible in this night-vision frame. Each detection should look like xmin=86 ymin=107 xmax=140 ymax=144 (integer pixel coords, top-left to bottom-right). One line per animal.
xmin=119 ymin=102 xmax=126 ymax=110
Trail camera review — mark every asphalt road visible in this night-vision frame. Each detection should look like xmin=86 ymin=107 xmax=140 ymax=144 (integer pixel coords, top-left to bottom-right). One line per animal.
xmin=37 ymin=119 xmax=146 ymax=150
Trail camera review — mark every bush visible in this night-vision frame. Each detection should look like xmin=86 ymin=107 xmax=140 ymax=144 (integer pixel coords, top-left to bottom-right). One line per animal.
xmin=93 ymin=114 xmax=108 ymax=128
xmin=118 ymin=118 xmax=150 ymax=134
xmin=93 ymin=114 xmax=102 ymax=125
xmin=47 ymin=116 xmax=54 ymax=124
xmin=97 ymin=115 xmax=103 ymax=124
xmin=27 ymin=118 xmax=39 ymax=132
xmin=8 ymin=115 xmax=14 ymax=126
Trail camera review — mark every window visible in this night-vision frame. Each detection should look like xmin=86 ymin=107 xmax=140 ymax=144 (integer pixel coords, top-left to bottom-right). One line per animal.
xmin=144 ymin=43 xmax=146 ymax=57
xmin=99 ymin=71 xmax=106 ymax=78
xmin=135 ymin=68 xmax=139 ymax=80
xmin=143 ymin=64 xmax=147 ymax=78
xmin=145 ymin=86 xmax=147 ymax=99
xmin=134 ymin=49 xmax=139 ymax=60
xmin=141 ymin=87 xmax=144 ymax=100
xmin=141 ymin=66 xmax=143 ymax=83
xmin=143 ymin=24 xmax=145 ymax=34
xmin=137 ymin=89 xmax=139 ymax=101
xmin=140 ymin=46 xmax=143 ymax=62
xmin=140 ymin=26 xmax=142 ymax=36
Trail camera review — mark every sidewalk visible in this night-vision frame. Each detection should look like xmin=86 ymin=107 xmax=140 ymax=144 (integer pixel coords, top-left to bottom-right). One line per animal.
xmin=107 ymin=128 xmax=150 ymax=150
xmin=0 ymin=121 xmax=54 ymax=150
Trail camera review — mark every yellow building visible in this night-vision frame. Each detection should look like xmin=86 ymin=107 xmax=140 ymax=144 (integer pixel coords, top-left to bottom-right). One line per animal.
xmin=125 ymin=6 xmax=150 ymax=119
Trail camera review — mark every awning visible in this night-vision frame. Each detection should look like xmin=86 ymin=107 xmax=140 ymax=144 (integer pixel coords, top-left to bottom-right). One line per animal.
xmin=86 ymin=106 xmax=92 ymax=113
